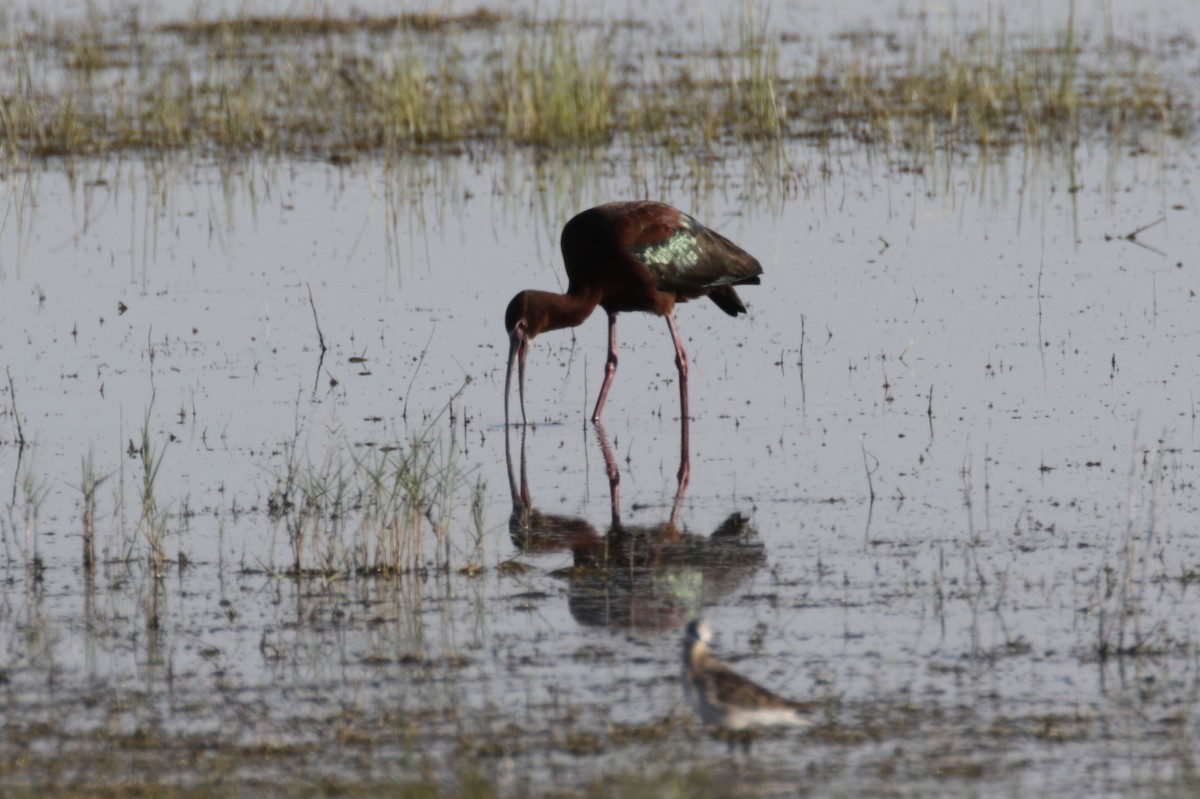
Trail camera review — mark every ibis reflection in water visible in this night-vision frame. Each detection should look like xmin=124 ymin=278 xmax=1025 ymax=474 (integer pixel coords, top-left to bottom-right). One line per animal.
xmin=504 ymin=201 xmax=762 ymax=486
xmin=505 ymin=421 xmax=764 ymax=631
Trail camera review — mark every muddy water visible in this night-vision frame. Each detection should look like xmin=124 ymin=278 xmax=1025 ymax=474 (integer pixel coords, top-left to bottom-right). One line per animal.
xmin=3 ymin=9 xmax=1200 ymax=796
xmin=2 ymin=138 xmax=1198 ymax=795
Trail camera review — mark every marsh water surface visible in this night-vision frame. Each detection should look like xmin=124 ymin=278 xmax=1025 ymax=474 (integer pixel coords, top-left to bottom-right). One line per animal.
xmin=3 ymin=2 xmax=1200 ymax=797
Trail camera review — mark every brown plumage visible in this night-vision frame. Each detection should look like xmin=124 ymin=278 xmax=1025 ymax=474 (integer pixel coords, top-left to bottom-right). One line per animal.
xmin=681 ymin=619 xmax=811 ymax=747
xmin=504 ymin=201 xmax=762 ymax=428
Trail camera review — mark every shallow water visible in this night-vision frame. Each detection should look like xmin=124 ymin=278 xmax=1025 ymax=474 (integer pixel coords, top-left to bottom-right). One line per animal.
xmin=3 ymin=3 xmax=1200 ymax=797
xmin=3 ymin=135 xmax=1199 ymax=796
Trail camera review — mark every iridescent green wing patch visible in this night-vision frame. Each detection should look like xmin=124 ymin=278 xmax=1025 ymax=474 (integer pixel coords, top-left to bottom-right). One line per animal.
xmin=630 ymin=214 xmax=701 ymax=281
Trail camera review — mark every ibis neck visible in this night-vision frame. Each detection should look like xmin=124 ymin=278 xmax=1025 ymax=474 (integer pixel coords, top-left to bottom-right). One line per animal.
xmin=531 ymin=289 xmax=601 ymax=335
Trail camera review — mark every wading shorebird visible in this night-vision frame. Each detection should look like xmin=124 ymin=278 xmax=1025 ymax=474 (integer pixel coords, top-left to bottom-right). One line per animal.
xmin=503 ymin=200 xmax=762 ymax=429
xmin=681 ymin=619 xmax=811 ymax=751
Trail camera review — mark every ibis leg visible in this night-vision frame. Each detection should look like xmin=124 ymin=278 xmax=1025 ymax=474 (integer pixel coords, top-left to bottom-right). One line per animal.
xmin=593 ymin=421 xmax=621 ymax=529
xmin=592 ymin=311 xmax=619 ymax=422
xmin=665 ymin=312 xmax=690 ymax=488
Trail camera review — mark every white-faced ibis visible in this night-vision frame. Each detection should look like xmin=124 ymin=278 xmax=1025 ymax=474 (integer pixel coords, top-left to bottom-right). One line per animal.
xmin=682 ymin=619 xmax=812 ymax=751
xmin=504 ymin=201 xmax=762 ymax=430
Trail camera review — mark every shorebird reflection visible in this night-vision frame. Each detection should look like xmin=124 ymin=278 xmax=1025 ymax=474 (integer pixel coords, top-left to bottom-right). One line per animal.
xmin=506 ymin=422 xmax=764 ymax=631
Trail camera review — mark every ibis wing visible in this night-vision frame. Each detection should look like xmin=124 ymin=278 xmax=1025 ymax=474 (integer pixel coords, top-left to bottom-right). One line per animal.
xmin=627 ymin=211 xmax=762 ymax=295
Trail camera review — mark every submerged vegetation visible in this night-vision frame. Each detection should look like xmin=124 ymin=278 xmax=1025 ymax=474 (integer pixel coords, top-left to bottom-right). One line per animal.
xmin=272 ymin=428 xmax=471 ymax=576
xmin=0 ymin=4 xmax=1187 ymax=167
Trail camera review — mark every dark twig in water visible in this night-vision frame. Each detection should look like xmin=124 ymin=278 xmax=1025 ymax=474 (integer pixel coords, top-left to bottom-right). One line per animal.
xmin=306 ymin=283 xmax=327 ymax=354
xmin=306 ymin=283 xmax=327 ymax=395
xmin=797 ymin=314 xmax=806 ymax=407
xmin=403 ymin=326 xmax=436 ymax=422
xmin=6 ymin=367 xmax=25 ymax=449
xmin=927 ymin=383 xmax=935 ymax=436
xmin=1125 ymin=216 xmax=1166 ymax=241
xmin=7 ymin=368 xmax=28 ymax=513
xmin=418 ymin=375 xmax=471 ymax=439
xmin=861 ymin=438 xmax=878 ymax=504
xmin=1112 ymin=217 xmax=1167 ymax=256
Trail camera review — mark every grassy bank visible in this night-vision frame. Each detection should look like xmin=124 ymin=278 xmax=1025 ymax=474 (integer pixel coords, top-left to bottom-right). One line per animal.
xmin=0 ymin=5 xmax=1185 ymax=165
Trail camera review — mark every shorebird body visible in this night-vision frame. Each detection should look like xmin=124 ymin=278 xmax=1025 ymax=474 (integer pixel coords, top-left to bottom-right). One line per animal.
xmin=681 ymin=619 xmax=811 ymax=734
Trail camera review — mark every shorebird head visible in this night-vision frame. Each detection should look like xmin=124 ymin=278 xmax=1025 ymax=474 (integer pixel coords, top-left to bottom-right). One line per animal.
xmin=684 ymin=618 xmax=712 ymax=645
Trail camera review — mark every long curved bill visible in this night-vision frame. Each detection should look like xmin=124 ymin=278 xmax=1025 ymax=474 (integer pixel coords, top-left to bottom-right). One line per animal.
xmin=505 ymin=331 xmax=527 ymax=426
